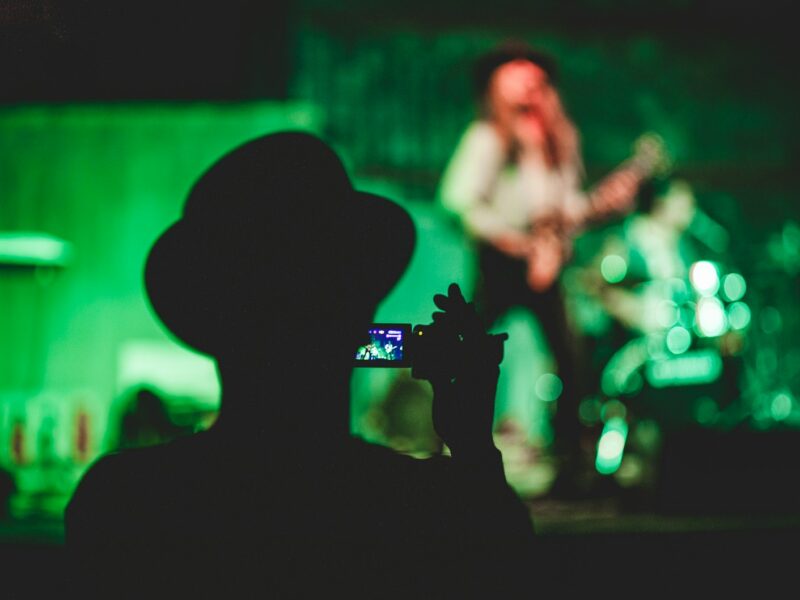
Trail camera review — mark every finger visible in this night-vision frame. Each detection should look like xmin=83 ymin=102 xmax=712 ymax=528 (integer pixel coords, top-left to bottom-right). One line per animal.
xmin=433 ymin=297 xmax=456 ymax=316
xmin=447 ymin=283 xmax=465 ymax=303
xmin=434 ymin=287 xmax=466 ymax=312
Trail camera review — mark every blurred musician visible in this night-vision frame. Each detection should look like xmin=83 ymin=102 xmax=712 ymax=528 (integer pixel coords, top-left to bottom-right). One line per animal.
xmin=438 ymin=40 xmax=666 ymax=494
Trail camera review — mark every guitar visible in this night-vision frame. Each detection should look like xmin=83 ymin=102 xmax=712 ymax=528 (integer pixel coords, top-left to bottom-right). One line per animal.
xmin=523 ymin=132 xmax=671 ymax=292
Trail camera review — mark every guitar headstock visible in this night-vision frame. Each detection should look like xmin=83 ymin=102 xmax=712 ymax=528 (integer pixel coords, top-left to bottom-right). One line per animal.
xmin=631 ymin=132 xmax=672 ymax=177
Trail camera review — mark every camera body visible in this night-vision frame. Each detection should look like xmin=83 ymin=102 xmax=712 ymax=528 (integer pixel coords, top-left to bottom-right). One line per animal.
xmin=354 ymin=322 xmax=506 ymax=380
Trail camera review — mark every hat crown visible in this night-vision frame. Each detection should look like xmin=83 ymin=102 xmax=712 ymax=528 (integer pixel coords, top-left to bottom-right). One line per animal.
xmin=183 ymin=131 xmax=353 ymax=230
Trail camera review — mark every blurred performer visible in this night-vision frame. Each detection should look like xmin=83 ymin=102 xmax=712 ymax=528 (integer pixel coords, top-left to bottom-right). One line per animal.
xmin=576 ymin=177 xmax=741 ymax=401
xmin=579 ymin=177 xmax=698 ymax=336
xmin=569 ymin=177 xmax=698 ymax=408
xmin=438 ymin=41 xmax=665 ymax=494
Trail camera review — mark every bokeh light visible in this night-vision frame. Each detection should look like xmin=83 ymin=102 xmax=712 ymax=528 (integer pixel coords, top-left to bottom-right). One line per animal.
xmin=694 ymin=397 xmax=719 ymax=425
xmin=721 ymin=273 xmax=746 ymax=302
xmin=689 ymin=261 xmax=720 ymax=297
xmin=646 ymin=332 xmax=668 ymax=360
xmin=727 ymin=301 xmax=751 ymax=330
xmin=0 ymin=232 xmax=73 ymax=267
xmin=598 ymin=431 xmax=625 ymax=461
xmin=696 ymin=297 xmax=728 ymax=337
xmin=600 ymin=254 xmax=628 ymax=284
xmin=535 ymin=373 xmax=563 ymax=402
xmin=595 ymin=416 xmax=628 ymax=475
xmin=770 ymin=392 xmax=793 ymax=421
xmin=666 ymin=326 xmax=692 ymax=354
xmin=656 ymin=300 xmax=680 ymax=328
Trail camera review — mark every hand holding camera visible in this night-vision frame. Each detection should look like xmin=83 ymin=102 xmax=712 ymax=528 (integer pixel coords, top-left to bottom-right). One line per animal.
xmin=352 ymin=283 xmax=507 ymax=457
xmin=424 ymin=283 xmax=508 ymax=457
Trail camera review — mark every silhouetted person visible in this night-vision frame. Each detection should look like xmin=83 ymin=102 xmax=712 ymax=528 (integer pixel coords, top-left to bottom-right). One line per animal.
xmin=0 ymin=467 xmax=14 ymax=521
xmin=65 ymin=132 xmax=535 ymax=598
xmin=115 ymin=387 xmax=191 ymax=450
xmin=438 ymin=41 xmax=666 ymax=497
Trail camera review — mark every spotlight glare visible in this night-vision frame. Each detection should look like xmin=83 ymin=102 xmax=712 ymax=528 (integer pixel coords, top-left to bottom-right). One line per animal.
xmin=696 ymin=297 xmax=727 ymax=337
xmin=595 ymin=417 xmax=628 ymax=475
xmin=690 ymin=261 xmax=720 ymax=297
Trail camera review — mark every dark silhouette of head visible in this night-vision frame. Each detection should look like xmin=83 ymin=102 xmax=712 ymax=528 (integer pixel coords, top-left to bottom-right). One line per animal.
xmin=143 ymin=131 xmax=415 ymax=443
xmin=67 ymin=133 xmax=535 ymax=600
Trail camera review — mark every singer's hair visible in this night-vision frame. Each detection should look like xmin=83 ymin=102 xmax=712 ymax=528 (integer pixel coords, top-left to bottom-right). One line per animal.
xmin=475 ymin=41 xmax=581 ymax=171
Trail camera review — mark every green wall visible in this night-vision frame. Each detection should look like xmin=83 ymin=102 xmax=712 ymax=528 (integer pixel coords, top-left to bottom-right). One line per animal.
xmin=0 ymin=102 xmax=320 ymax=518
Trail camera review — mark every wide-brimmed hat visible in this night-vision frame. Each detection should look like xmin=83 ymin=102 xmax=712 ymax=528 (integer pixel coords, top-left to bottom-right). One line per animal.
xmin=144 ymin=131 xmax=416 ymax=355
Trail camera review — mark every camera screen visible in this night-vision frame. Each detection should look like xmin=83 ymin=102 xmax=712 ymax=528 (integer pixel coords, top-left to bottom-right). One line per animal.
xmin=354 ymin=324 xmax=411 ymax=367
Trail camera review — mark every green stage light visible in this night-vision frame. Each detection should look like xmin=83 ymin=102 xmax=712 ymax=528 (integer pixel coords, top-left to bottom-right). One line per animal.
xmin=727 ymin=301 xmax=751 ymax=330
xmin=600 ymin=254 xmax=627 ymax=284
xmin=694 ymin=397 xmax=720 ymax=425
xmin=689 ymin=260 xmax=720 ymax=297
xmin=721 ymin=273 xmax=746 ymax=302
xmin=646 ymin=349 xmax=723 ymax=388
xmin=666 ymin=326 xmax=692 ymax=355
xmin=535 ymin=373 xmax=563 ymax=402
xmin=596 ymin=416 xmax=628 ymax=475
xmin=696 ymin=297 xmax=728 ymax=337
xmin=0 ymin=232 xmax=73 ymax=267
xmin=770 ymin=392 xmax=793 ymax=421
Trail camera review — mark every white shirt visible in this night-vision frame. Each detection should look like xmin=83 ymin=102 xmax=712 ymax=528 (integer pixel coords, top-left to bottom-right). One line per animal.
xmin=438 ymin=121 xmax=588 ymax=240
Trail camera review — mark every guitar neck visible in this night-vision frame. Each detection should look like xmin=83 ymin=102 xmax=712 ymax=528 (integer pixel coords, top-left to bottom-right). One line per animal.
xmin=583 ymin=150 xmax=663 ymax=225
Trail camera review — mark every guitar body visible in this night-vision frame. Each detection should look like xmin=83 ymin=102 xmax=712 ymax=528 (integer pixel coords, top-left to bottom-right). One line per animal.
xmin=525 ymin=221 xmax=569 ymax=292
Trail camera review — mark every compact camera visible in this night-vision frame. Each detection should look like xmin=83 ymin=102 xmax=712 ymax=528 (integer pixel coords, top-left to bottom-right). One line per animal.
xmin=353 ymin=323 xmax=506 ymax=380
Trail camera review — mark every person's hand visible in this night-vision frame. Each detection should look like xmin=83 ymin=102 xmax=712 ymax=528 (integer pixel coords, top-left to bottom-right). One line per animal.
xmin=525 ymin=231 xmax=566 ymax=292
xmin=424 ymin=284 xmax=507 ymax=458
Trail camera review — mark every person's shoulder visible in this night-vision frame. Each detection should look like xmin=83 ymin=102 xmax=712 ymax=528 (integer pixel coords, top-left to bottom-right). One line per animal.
xmin=443 ymin=120 xmax=505 ymax=177
xmin=349 ymin=435 xmax=433 ymax=457
xmin=460 ymin=120 xmax=501 ymax=145
xmin=349 ymin=436 xmax=452 ymax=479
xmin=67 ymin=436 xmax=201 ymax=520
xmin=67 ymin=448 xmax=145 ymax=514
xmin=80 ymin=436 xmax=191 ymax=480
